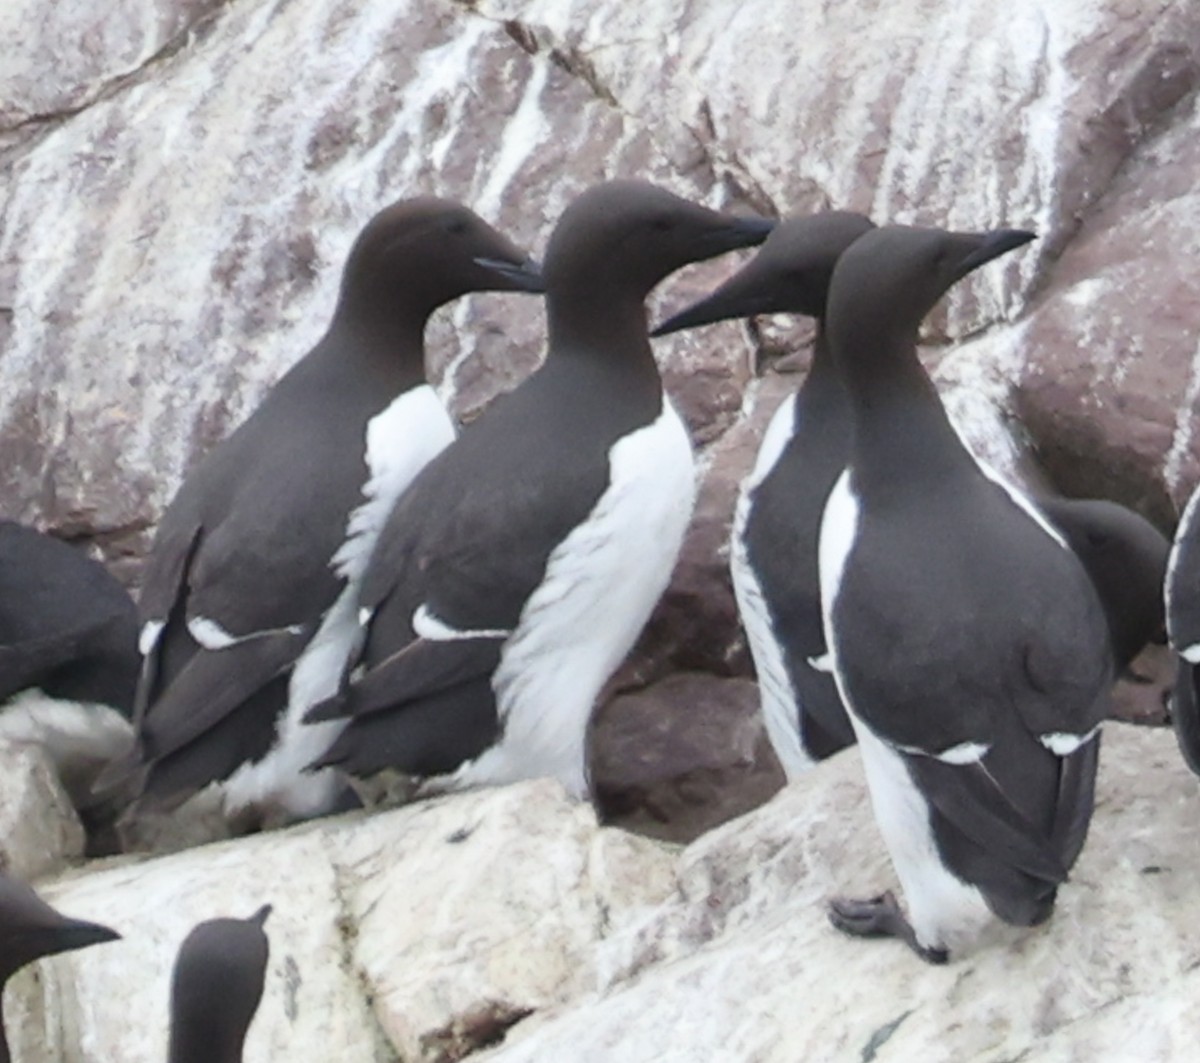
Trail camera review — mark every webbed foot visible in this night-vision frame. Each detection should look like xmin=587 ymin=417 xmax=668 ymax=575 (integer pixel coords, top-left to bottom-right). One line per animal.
xmin=828 ymin=890 xmax=948 ymax=965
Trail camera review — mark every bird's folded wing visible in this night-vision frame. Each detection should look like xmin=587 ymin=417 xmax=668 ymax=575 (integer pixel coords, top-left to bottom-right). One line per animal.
xmin=1050 ymin=730 xmax=1101 ymax=869
xmin=1171 ymin=666 xmax=1200 ymax=776
xmin=305 ymin=635 xmax=504 ymax=723
xmin=97 ymin=626 xmax=311 ymax=792
xmin=902 ymin=751 xmax=1070 ymax=885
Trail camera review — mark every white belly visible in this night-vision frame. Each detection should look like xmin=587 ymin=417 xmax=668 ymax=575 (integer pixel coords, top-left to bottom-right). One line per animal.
xmin=446 ymin=399 xmax=697 ymax=798
xmin=221 ymin=385 xmax=455 ymax=818
xmin=730 ymin=394 xmax=814 ymax=781
xmin=851 ymin=718 xmax=991 ymax=954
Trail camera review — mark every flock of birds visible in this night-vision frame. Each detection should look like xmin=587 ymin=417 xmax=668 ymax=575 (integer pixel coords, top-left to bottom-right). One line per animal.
xmin=4 ymin=176 xmax=1200 ymax=1055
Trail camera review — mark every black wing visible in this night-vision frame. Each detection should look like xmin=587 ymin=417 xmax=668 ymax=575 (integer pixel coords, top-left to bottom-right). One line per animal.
xmin=356 ymin=363 xmax=630 ymax=678
xmin=126 ymin=364 xmax=378 ymax=799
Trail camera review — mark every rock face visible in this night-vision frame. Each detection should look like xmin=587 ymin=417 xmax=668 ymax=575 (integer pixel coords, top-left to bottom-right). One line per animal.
xmin=0 ymin=739 xmax=84 ymax=880
xmin=3 ymin=0 xmax=1195 ymax=588
xmin=483 ymin=724 xmax=1200 ymax=1062
xmin=591 ymin=672 xmax=784 ymax=842
xmin=10 ymin=724 xmax=1200 ymax=1061
xmin=9 ymin=780 xmax=675 ymax=1062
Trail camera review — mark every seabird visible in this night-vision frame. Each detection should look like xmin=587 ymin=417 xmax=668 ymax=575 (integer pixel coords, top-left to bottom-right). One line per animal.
xmin=817 ymin=225 xmax=1112 ymax=962
xmin=306 ymin=179 xmax=774 ymax=800
xmin=0 ymin=873 xmax=119 ymax=1062
xmin=652 ymin=212 xmax=875 ymax=778
xmin=168 ymin=906 xmax=271 ymax=1063
xmin=1166 ymin=484 xmax=1200 ymax=773
xmin=106 ymin=198 xmax=543 ymax=826
xmin=0 ymin=520 xmax=138 ymax=810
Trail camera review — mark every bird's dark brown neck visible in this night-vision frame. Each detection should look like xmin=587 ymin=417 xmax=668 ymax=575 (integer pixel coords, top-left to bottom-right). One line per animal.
xmin=546 ymin=283 xmax=662 ymax=390
xmin=834 ymin=324 xmax=977 ymax=493
xmin=801 ymin=325 xmax=846 ymax=404
xmin=318 ymin=308 xmax=430 ymax=391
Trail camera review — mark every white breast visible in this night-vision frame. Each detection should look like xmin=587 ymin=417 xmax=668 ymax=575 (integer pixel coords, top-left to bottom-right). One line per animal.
xmin=221 ymin=384 xmax=455 ymax=819
xmin=817 ymin=469 xmax=860 ymax=638
xmin=729 ymin=394 xmax=814 ymax=781
xmin=446 ymin=398 xmax=697 ymax=798
xmin=331 ymin=385 xmax=457 ymax=582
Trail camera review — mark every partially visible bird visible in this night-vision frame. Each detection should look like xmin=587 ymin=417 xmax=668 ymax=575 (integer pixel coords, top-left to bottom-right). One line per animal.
xmin=1038 ymin=497 xmax=1168 ymax=676
xmin=652 ymin=212 xmax=875 ymax=777
xmin=1166 ymin=484 xmax=1200 ymax=773
xmin=0 ymin=873 xmax=120 ymax=1063
xmin=168 ymin=906 xmax=271 ymax=1063
xmin=0 ymin=520 xmax=138 ymax=811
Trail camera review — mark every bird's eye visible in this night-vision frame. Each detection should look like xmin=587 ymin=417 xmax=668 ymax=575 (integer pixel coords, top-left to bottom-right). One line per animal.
xmin=445 ymin=219 xmax=469 ymax=236
xmin=651 ymin=217 xmax=674 ymax=233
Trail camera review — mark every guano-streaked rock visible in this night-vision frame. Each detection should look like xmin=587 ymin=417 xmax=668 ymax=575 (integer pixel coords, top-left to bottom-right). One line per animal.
xmin=0 ymin=739 xmax=84 ymax=880
xmin=9 ymin=780 xmax=674 ymax=1063
xmin=483 ymin=724 xmax=1200 ymax=1063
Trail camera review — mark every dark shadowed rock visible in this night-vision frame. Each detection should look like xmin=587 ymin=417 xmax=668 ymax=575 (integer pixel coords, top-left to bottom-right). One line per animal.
xmin=1111 ymin=643 xmax=1174 ymax=728
xmin=591 ymin=672 xmax=784 ymax=843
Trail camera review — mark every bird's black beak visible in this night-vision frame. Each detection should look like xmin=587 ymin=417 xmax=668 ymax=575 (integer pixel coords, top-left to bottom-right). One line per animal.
xmin=652 ymin=259 xmax=781 ymax=337
xmin=474 ymin=256 xmax=545 ymax=293
xmin=698 ymin=216 xmax=777 ymax=258
xmin=955 ymin=229 xmax=1036 ymax=279
xmin=49 ymin=918 xmax=122 ymax=955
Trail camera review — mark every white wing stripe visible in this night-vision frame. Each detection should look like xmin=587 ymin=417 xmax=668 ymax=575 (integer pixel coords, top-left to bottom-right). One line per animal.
xmin=412 ymin=604 xmax=509 ymax=642
xmin=138 ymin=620 xmax=164 ymax=657
xmin=1039 ymin=725 xmax=1101 ymax=757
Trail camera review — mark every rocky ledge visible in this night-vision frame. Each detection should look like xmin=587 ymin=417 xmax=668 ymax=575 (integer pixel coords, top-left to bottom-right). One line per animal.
xmin=8 ymin=723 xmax=1197 ymax=1062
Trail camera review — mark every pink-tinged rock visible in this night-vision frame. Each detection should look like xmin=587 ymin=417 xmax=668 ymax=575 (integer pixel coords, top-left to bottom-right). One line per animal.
xmin=1111 ymin=643 xmax=1173 ymax=728
xmin=1013 ymin=89 xmax=1200 ymax=527
xmin=0 ymin=1 xmax=226 ymax=132
xmin=0 ymin=0 xmax=766 ymax=581
xmin=591 ymin=672 xmax=784 ymax=844
xmin=476 ymin=0 xmax=1200 ymax=333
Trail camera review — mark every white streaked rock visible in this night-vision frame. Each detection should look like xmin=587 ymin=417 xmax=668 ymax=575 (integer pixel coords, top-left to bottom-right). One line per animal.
xmin=7 ymin=727 xmax=1200 ymax=1062
xmin=0 ymin=738 xmax=84 ymax=881
xmin=9 ymin=779 xmax=674 ymax=1062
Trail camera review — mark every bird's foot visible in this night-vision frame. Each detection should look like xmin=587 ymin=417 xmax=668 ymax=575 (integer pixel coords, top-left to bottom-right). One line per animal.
xmin=828 ymin=890 xmax=949 ymax=965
